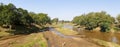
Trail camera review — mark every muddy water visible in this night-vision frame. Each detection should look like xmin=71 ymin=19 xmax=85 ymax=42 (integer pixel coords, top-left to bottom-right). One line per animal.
xmin=63 ymin=24 xmax=120 ymax=45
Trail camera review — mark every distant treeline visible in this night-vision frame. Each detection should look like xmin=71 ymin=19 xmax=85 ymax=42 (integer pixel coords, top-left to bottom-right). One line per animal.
xmin=72 ymin=11 xmax=120 ymax=32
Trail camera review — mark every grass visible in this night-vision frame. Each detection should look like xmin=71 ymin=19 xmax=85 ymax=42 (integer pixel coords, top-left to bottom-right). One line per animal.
xmin=93 ymin=39 xmax=120 ymax=47
xmin=10 ymin=33 xmax=47 ymax=47
xmin=52 ymin=23 xmax=78 ymax=35
xmin=55 ymin=28 xmax=78 ymax=35
xmin=0 ymin=27 xmax=12 ymax=38
xmin=0 ymin=24 xmax=48 ymax=47
xmin=113 ymin=27 xmax=120 ymax=32
xmin=0 ymin=31 xmax=11 ymax=37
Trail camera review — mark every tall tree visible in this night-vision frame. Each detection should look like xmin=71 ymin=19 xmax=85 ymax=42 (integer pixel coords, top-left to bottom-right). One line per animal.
xmin=29 ymin=12 xmax=51 ymax=26
xmin=52 ymin=18 xmax=59 ymax=24
xmin=0 ymin=3 xmax=34 ymax=27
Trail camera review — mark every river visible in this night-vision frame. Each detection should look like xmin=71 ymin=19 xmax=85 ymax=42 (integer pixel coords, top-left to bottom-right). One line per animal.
xmin=62 ymin=24 xmax=120 ymax=45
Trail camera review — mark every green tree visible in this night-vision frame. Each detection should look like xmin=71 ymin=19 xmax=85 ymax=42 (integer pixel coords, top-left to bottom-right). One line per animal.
xmin=52 ymin=18 xmax=59 ymax=24
xmin=117 ymin=14 xmax=120 ymax=23
xmin=72 ymin=11 xmax=115 ymax=32
xmin=17 ymin=8 xmax=34 ymax=25
xmin=29 ymin=12 xmax=51 ymax=26
xmin=0 ymin=3 xmax=18 ymax=27
xmin=0 ymin=3 xmax=51 ymax=34
xmin=0 ymin=3 xmax=34 ymax=28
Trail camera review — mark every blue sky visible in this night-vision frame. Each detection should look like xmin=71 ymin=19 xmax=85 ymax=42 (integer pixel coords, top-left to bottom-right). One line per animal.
xmin=0 ymin=0 xmax=120 ymax=21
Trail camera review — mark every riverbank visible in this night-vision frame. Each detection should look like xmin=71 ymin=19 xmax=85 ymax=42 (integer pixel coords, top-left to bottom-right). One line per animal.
xmin=43 ymin=30 xmax=101 ymax=47
xmin=53 ymin=23 xmax=120 ymax=47
xmin=0 ymin=32 xmax=48 ymax=47
xmin=92 ymin=38 xmax=120 ymax=47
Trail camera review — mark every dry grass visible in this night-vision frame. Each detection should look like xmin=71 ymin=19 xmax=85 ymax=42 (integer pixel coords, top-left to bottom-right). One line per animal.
xmin=55 ymin=28 xmax=78 ymax=35
xmin=6 ymin=33 xmax=48 ymax=47
xmin=0 ymin=31 xmax=10 ymax=37
xmin=0 ymin=24 xmax=48 ymax=47
xmin=52 ymin=23 xmax=78 ymax=35
xmin=0 ymin=27 xmax=12 ymax=38
xmin=93 ymin=39 xmax=120 ymax=47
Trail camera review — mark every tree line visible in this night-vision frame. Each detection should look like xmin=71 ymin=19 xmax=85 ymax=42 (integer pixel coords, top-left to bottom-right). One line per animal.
xmin=0 ymin=3 xmax=51 ymax=33
xmin=72 ymin=11 xmax=120 ymax=32
xmin=0 ymin=3 xmax=51 ymax=26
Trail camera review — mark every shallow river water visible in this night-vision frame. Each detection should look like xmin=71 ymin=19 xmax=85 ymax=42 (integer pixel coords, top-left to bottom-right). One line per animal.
xmin=62 ymin=24 xmax=120 ymax=45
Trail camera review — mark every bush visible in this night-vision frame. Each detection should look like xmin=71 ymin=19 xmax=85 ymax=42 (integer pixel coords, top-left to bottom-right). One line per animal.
xmin=100 ymin=22 xmax=111 ymax=32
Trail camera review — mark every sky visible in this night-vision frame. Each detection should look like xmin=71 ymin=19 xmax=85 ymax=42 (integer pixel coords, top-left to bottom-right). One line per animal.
xmin=0 ymin=0 xmax=120 ymax=21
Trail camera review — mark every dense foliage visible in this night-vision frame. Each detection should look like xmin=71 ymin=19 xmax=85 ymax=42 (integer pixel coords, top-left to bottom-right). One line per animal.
xmin=72 ymin=11 xmax=115 ymax=32
xmin=117 ymin=14 xmax=120 ymax=23
xmin=0 ymin=3 xmax=51 ymax=26
xmin=52 ymin=18 xmax=59 ymax=24
xmin=0 ymin=3 xmax=33 ymax=26
xmin=0 ymin=3 xmax=51 ymax=34
xmin=29 ymin=12 xmax=51 ymax=26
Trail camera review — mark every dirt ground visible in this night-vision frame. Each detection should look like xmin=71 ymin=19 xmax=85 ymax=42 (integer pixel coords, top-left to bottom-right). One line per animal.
xmin=0 ymin=35 xmax=26 ymax=47
xmin=43 ymin=31 xmax=102 ymax=47
xmin=0 ymin=33 xmax=47 ymax=47
xmin=0 ymin=31 xmax=103 ymax=47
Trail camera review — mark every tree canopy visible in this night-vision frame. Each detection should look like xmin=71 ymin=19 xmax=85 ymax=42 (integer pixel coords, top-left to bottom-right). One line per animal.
xmin=0 ymin=3 xmax=51 ymax=27
xmin=29 ymin=12 xmax=51 ymax=26
xmin=0 ymin=3 xmax=34 ymax=26
xmin=72 ymin=11 xmax=115 ymax=32
xmin=52 ymin=18 xmax=59 ymax=24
